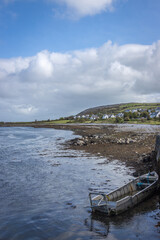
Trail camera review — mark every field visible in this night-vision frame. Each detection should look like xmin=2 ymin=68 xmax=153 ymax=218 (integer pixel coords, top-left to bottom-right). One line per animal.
xmin=78 ymin=102 xmax=160 ymax=115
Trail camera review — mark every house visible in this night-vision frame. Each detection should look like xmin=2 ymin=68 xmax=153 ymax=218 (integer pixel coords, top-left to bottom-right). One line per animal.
xmin=90 ymin=115 xmax=99 ymax=120
xmin=140 ymin=109 xmax=147 ymax=112
xmin=124 ymin=109 xmax=131 ymax=113
xmin=150 ymin=112 xmax=160 ymax=118
xmin=150 ymin=113 xmax=156 ymax=118
xmin=132 ymin=109 xmax=138 ymax=113
xmin=156 ymin=112 xmax=160 ymax=118
xmin=74 ymin=115 xmax=82 ymax=119
xmin=102 ymin=114 xmax=109 ymax=119
xmin=156 ymin=107 xmax=160 ymax=112
xmin=86 ymin=114 xmax=90 ymax=119
xmin=117 ymin=113 xmax=124 ymax=118
xmin=109 ymin=114 xmax=116 ymax=118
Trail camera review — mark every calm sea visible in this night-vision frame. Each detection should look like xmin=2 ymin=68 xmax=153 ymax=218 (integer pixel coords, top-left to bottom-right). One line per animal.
xmin=0 ymin=127 xmax=159 ymax=240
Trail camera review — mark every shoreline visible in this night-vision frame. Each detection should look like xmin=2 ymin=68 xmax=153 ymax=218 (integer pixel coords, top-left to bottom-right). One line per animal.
xmin=61 ymin=124 xmax=159 ymax=174
xmin=1 ymin=123 xmax=159 ymax=174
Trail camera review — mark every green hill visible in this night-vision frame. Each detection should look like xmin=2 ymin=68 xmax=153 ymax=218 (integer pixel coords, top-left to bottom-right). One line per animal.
xmin=77 ymin=103 xmax=160 ymax=116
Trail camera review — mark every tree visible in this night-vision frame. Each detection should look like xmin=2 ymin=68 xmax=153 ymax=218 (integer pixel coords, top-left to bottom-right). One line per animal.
xmin=124 ymin=112 xmax=130 ymax=119
xmin=147 ymin=115 xmax=151 ymax=120
xmin=116 ymin=117 xmax=124 ymax=123
xmin=124 ymin=117 xmax=130 ymax=121
xmin=132 ymin=112 xmax=138 ymax=119
xmin=140 ymin=111 xmax=149 ymax=118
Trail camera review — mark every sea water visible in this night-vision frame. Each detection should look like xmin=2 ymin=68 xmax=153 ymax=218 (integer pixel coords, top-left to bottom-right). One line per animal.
xmin=0 ymin=127 xmax=159 ymax=240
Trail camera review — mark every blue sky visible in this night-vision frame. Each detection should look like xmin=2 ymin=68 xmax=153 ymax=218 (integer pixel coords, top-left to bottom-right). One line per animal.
xmin=0 ymin=0 xmax=160 ymax=121
xmin=1 ymin=0 xmax=160 ymax=58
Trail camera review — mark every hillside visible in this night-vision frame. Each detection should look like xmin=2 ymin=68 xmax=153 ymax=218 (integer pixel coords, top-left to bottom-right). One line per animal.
xmin=77 ymin=103 xmax=160 ymax=116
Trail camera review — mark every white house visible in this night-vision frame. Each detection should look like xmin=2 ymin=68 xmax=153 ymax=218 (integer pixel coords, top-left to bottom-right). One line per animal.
xmin=117 ymin=113 xmax=124 ymax=118
xmin=156 ymin=112 xmax=160 ymax=118
xmin=132 ymin=109 xmax=138 ymax=113
xmin=102 ymin=114 xmax=109 ymax=119
xmin=150 ymin=112 xmax=160 ymax=118
xmin=109 ymin=114 xmax=116 ymax=118
xmin=90 ymin=115 xmax=98 ymax=120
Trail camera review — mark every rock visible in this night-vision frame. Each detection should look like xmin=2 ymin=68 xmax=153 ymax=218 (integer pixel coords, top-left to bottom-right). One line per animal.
xmin=142 ymin=153 xmax=147 ymax=157
xmin=117 ymin=138 xmax=125 ymax=144
xmin=77 ymin=140 xmax=85 ymax=146
xmin=126 ymin=138 xmax=130 ymax=144
xmin=142 ymin=155 xmax=151 ymax=163
xmin=94 ymin=135 xmax=99 ymax=139
xmin=133 ymin=172 xmax=139 ymax=177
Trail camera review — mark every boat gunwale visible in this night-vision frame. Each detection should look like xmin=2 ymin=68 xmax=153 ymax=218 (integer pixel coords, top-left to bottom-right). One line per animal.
xmin=101 ymin=171 xmax=159 ymax=200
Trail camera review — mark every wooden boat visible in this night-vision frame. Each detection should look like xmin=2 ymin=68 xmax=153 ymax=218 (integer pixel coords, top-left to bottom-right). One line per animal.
xmin=89 ymin=171 xmax=159 ymax=216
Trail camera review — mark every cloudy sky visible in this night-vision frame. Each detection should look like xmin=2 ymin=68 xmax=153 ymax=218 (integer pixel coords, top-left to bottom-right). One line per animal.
xmin=0 ymin=0 xmax=160 ymax=121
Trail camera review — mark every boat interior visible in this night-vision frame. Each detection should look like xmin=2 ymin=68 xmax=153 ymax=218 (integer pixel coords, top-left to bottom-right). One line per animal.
xmin=89 ymin=172 xmax=157 ymax=207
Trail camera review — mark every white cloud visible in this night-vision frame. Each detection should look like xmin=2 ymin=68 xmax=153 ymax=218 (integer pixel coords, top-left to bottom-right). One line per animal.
xmin=0 ymin=41 xmax=160 ymax=121
xmin=13 ymin=104 xmax=38 ymax=115
xmin=51 ymin=0 xmax=115 ymax=18
xmin=1 ymin=0 xmax=115 ymax=18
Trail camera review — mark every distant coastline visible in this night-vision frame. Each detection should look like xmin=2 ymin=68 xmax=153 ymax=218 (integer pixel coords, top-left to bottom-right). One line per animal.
xmin=2 ymin=102 xmax=160 ymax=126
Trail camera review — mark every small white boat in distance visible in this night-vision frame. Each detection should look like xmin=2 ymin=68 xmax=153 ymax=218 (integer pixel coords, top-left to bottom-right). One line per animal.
xmin=89 ymin=171 xmax=159 ymax=216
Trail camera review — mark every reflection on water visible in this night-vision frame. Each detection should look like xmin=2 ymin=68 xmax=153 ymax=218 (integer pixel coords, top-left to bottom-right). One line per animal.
xmin=0 ymin=127 xmax=159 ymax=240
xmin=85 ymin=194 xmax=160 ymax=239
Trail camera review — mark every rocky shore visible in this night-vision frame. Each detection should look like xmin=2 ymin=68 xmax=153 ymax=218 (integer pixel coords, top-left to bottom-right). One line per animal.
xmin=61 ymin=124 xmax=160 ymax=175
xmin=1 ymin=122 xmax=159 ymax=174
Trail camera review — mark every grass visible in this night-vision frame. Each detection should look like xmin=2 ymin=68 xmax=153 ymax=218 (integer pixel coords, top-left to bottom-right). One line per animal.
xmin=119 ymin=103 xmax=160 ymax=112
xmin=1 ymin=118 xmax=160 ymax=126
xmin=87 ymin=103 xmax=160 ymax=115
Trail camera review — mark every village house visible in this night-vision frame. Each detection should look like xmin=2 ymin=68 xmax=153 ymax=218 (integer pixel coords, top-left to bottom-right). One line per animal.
xmin=150 ymin=111 xmax=160 ymax=118
xmin=74 ymin=115 xmax=81 ymax=119
xmin=131 ymin=109 xmax=138 ymax=113
xmin=116 ymin=113 xmax=124 ymax=118
xmin=140 ymin=109 xmax=147 ymax=112
xmin=90 ymin=115 xmax=99 ymax=120
xmin=102 ymin=114 xmax=109 ymax=119
xmin=109 ymin=114 xmax=116 ymax=118
xmin=124 ymin=109 xmax=131 ymax=113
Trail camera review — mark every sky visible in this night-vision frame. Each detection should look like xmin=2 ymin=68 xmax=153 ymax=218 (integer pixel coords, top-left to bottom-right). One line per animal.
xmin=0 ymin=0 xmax=160 ymax=121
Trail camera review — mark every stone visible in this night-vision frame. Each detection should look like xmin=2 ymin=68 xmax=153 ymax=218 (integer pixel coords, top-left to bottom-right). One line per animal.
xmin=77 ymin=140 xmax=85 ymax=146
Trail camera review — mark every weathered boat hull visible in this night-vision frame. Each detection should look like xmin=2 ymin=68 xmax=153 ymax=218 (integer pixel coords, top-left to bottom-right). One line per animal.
xmin=116 ymin=181 xmax=157 ymax=215
xmin=89 ymin=171 xmax=159 ymax=216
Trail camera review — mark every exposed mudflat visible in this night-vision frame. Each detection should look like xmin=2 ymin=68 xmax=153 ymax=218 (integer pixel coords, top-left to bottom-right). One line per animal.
xmin=52 ymin=123 xmax=160 ymax=174
xmin=1 ymin=123 xmax=159 ymax=174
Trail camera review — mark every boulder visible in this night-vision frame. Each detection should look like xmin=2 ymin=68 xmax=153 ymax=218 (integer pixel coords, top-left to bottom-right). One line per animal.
xmin=77 ymin=139 xmax=86 ymax=146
